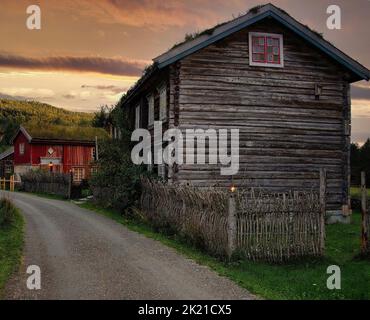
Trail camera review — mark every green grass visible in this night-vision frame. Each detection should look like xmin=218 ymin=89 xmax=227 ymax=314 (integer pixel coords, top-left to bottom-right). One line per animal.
xmin=80 ymin=202 xmax=370 ymax=300
xmin=0 ymin=208 xmax=24 ymax=299
xmin=351 ymin=187 xmax=370 ymax=199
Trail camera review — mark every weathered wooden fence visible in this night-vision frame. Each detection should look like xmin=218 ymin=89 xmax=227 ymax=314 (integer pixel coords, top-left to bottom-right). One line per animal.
xmin=21 ymin=171 xmax=72 ymax=198
xmin=233 ymin=189 xmax=323 ymax=261
xmin=140 ymin=175 xmax=325 ymax=262
xmin=141 ymin=179 xmax=229 ymax=257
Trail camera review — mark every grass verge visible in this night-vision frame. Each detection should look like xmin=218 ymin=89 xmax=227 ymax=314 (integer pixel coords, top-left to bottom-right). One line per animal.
xmin=0 ymin=205 xmax=24 ymax=299
xmin=79 ymin=202 xmax=369 ymax=300
xmin=351 ymin=187 xmax=370 ymax=199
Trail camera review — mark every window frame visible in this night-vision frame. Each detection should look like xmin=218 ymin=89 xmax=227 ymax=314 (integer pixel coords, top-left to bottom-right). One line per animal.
xmin=249 ymin=32 xmax=284 ymax=68
xmin=19 ymin=143 xmax=25 ymax=155
xmin=147 ymin=94 xmax=154 ymax=127
xmin=135 ymin=104 xmax=140 ymax=129
xmin=91 ymin=147 xmax=96 ymax=161
xmin=158 ymin=84 xmax=167 ymax=121
xmin=72 ymin=167 xmax=85 ymax=183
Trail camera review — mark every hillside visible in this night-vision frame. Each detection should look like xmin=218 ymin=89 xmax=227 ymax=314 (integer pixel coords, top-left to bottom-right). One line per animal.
xmin=0 ymin=99 xmax=94 ymax=149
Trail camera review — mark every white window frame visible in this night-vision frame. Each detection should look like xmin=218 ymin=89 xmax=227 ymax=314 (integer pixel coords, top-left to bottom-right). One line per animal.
xmin=135 ymin=104 xmax=140 ymax=129
xmin=91 ymin=147 xmax=96 ymax=161
xmin=147 ymin=94 xmax=154 ymax=127
xmin=159 ymin=85 xmax=167 ymax=121
xmin=72 ymin=167 xmax=85 ymax=182
xmin=19 ymin=143 xmax=25 ymax=155
xmin=249 ymin=32 xmax=284 ymax=68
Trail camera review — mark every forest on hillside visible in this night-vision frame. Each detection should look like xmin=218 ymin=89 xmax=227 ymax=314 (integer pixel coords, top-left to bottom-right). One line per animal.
xmin=0 ymin=99 xmax=94 ymax=151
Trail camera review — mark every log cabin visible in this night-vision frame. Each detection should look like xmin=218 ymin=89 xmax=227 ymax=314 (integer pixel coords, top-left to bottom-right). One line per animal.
xmin=11 ymin=125 xmax=107 ymax=183
xmin=119 ymin=4 xmax=370 ymax=222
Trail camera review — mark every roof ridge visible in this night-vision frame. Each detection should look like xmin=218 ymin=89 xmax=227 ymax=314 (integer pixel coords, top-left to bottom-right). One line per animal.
xmin=121 ymin=3 xmax=369 ymax=106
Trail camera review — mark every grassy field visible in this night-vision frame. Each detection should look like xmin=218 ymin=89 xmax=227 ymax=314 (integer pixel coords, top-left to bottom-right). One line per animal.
xmin=81 ymin=202 xmax=369 ymax=300
xmin=351 ymin=187 xmax=370 ymax=199
xmin=0 ymin=206 xmax=24 ymax=298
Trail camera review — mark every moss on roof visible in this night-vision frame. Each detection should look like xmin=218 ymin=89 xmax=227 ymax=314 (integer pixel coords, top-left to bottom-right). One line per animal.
xmin=23 ymin=124 xmax=109 ymax=142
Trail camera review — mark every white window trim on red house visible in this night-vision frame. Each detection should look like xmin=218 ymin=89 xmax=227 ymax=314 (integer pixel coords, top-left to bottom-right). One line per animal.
xmin=19 ymin=143 xmax=25 ymax=155
xmin=249 ymin=32 xmax=284 ymax=68
xmin=72 ymin=167 xmax=85 ymax=182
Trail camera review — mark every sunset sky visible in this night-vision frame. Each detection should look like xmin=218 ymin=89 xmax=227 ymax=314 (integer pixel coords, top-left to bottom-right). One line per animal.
xmin=0 ymin=0 xmax=369 ymax=143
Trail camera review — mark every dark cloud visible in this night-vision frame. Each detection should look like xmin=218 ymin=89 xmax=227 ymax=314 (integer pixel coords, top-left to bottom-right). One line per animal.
xmin=62 ymin=94 xmax=76 ymax=99
xmin=0 ymin=53 xmax=146 ymax=76
xmin=81 ymin=84 xmax=127 ymax=93
xmin=352 ymin=85 xmax=370 ymax=101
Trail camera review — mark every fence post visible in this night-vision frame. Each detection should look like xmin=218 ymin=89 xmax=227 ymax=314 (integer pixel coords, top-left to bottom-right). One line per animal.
xmin=319 ymin=168 xmax=327 ymax=254
xmin=361 ymin=171 xmax=368 ymax=255
xmin=68 ymin=171 xmax=73 ymax=199
xmin=227 ymin=192 xmax=237 ymax=259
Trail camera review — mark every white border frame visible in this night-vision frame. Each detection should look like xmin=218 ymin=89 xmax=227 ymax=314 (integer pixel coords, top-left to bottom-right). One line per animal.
xmin=249 ymin=32 xmax=284 ymax=68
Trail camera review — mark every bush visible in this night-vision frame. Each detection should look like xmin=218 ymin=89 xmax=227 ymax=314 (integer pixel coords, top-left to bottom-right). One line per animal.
xmin=90 ymin=139 xmax=151 ymax=213
xmin=0 ymin=198 xmax=17 ymax=226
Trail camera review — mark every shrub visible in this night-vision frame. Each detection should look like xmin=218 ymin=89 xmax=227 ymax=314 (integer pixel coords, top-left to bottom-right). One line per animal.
xmin=0 ymin=198 xmax=17 ymax=226
xmin=89 ymin=139 xmax=151 ymax=213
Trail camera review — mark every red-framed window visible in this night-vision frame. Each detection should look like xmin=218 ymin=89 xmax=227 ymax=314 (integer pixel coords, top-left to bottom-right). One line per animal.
xmin=249 ymin=33 xmax=283 ymax=67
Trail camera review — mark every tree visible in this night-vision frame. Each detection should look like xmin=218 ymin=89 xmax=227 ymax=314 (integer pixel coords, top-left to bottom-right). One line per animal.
xmin=92 ymin=105 xmax=113 ymax=130
xmin=351 ymin=139 xmax=370 ymax=185
xmin=89 ymin=102 xmax=151 ymax=213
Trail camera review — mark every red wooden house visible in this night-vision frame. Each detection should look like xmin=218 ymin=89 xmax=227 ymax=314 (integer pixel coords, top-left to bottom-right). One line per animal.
xmin=12 ymin=125 xmax=108 ymax=183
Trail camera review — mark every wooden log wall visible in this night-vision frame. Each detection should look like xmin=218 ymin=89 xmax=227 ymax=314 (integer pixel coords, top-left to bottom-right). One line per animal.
xmin=170 ymin=19 xmax=352 ymax=211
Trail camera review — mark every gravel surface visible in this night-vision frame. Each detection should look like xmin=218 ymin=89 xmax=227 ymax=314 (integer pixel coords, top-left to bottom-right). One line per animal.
xmin=2 ymin=191 xmax=255 ymax=300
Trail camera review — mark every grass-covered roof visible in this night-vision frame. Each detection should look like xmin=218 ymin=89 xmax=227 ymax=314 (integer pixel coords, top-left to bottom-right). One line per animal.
xmin=22 ymin=124 xmax=109 ymax=142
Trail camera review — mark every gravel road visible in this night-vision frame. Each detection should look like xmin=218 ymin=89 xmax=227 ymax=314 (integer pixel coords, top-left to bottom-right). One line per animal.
xmin=2 ymin=191 xmax=255 ymax=300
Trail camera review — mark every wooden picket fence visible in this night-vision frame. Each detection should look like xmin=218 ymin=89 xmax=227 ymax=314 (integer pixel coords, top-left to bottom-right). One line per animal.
xmin=140 ymin=171 xmax=325 ymax=262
